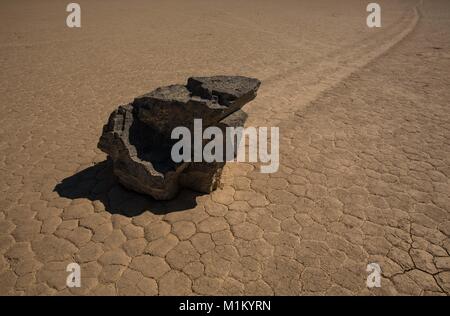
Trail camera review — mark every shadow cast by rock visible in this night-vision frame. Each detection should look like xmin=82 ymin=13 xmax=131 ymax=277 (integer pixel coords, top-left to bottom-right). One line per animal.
xmin=54 ymin=160 xmax=204 ymax=217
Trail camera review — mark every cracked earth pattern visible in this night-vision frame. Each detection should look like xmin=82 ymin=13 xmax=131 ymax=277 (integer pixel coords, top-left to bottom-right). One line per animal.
xmin=0 ymin=0 xmax=449 ymax=295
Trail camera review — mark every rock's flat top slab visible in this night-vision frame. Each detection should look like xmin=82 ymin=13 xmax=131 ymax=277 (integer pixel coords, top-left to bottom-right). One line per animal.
xmin=132 ymin=76 xmax=261 ymax=138
xmin=187 ymin=75 xmax=261 ymax=106
xmin=137 ymin=84 xmax=192 ymax=103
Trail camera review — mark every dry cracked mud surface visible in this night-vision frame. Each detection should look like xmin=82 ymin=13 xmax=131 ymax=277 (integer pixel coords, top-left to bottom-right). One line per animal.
xmin=0 ymin=0 xmax=449 ymax=295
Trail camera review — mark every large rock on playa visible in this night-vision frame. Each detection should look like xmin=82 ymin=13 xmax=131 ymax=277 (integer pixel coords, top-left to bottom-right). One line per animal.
xmin=98 ymin=76 xmax=260 ymax=200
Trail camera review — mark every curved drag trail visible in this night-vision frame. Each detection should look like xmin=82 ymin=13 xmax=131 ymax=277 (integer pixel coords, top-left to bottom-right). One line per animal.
xmin=248 ymin=1 xmax=422 ymax=126
xmin=0 ymin=0 xmax=449 ymax=295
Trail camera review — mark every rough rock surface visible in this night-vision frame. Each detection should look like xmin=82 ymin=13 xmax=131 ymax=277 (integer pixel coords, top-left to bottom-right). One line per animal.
xmin=179 ymin=109 xmax=249 ymax=193
xmin=97 ymin=105 xmax=188 ymax=200
xmin=134 ymin=76 xmax=260 ymax=137
xmin=98 ymin=76 xmax=260 ymax=200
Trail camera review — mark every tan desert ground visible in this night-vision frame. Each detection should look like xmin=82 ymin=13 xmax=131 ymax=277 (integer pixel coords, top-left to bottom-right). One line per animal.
xmin=0 ymin=0 xmax=449 ymax=295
